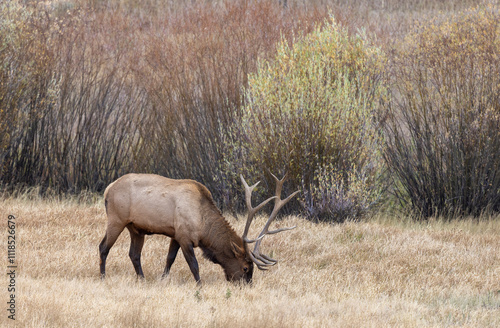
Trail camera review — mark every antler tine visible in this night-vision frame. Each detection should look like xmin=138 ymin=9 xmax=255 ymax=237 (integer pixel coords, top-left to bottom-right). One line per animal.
xmin=251 ymin=172 xmax=300 ymax=270
xmin=256 ymin=173 xmax=299 ymax=238
xmin=240 ymin=175 xmax=277 ymax=243
xmin=247 ymin=251 xmax=272 ymax=270
xmin=268 ymin=172 xmax=301 ymax=217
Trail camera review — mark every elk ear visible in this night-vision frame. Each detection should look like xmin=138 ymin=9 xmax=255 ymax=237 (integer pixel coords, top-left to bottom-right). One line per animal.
xmin=231 ymin=241 xmax=245 ymax=257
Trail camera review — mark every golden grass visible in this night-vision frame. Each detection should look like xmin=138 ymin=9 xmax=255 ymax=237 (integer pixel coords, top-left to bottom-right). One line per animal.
xmin=1 ymin=196 xmax=499 ymax=327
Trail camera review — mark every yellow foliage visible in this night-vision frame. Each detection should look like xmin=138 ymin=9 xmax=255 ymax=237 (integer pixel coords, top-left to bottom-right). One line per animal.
xmin=240 ymin=15 xmax=387 ymax=221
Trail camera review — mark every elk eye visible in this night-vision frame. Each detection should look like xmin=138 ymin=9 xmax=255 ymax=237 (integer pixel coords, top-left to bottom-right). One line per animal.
xmin=243 ymin=267 xmax=248 ymax=273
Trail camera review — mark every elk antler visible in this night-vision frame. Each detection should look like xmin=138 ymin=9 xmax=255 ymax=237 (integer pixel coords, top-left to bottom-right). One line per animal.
xmin=240 ymin=173 xmax=300 ymax=270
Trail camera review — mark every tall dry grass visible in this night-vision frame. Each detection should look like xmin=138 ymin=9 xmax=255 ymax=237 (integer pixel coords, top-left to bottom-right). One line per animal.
xmin=1 ymin=196 xmax=499 ymax=327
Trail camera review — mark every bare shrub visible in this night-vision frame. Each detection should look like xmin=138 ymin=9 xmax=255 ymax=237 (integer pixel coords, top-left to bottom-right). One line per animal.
xmin=383 ymin=5 xmax=500 ymax=218
xmin=0 ymin=3 xmax=146 ymax=192
xmin=0 ymin=0 xmax=327 ymax=202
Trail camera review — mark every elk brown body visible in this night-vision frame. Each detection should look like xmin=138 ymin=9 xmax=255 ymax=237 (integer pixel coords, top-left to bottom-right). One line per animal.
xmin=99 ymin=173 xmax=298 ymax=283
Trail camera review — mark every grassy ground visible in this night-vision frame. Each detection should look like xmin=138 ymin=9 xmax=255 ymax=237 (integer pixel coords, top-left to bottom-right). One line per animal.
xmin=1 ymin=196 xmax=499 ymax=327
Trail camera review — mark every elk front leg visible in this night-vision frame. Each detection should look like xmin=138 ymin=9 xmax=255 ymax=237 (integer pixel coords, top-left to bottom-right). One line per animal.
xmin=162 ymin=239 xmax=181 ymax=278
xmin=180 ymin=242 xmax=201 ymax=284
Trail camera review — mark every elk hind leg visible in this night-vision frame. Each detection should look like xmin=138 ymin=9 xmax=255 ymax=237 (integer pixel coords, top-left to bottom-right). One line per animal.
xmin=99 ymin=221 xmax=126 ymax=279
xmin=162 ymin=238 xmax=180 ymax=278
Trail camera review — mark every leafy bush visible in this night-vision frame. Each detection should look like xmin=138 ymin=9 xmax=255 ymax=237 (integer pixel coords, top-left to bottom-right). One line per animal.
xmin=383 ymin=6 xmax=500 ymax=218
xmin=233 ymin=17 xmax=387 ymax=221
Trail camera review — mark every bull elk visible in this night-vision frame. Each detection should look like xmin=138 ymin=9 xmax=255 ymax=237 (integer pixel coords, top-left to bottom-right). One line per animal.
xmin=99 ymin=173 xmax=299 ymax=283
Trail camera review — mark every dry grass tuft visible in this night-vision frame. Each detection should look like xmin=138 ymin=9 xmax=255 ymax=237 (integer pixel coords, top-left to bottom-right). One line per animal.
xmin=1 ymin=197 xmax=499 ymax=327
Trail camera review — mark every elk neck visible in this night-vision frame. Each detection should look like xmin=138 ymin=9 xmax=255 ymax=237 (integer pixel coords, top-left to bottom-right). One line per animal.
xmin=199 ymin=202 xmax=244 ymax=265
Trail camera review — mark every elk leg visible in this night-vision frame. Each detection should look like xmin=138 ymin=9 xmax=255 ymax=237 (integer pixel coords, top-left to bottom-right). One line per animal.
xmin=127 ymin=226 xmax=146 ymax=279
xmin=99 ymin=222 xmax=125 ymax=279
xmin=162 ymin=238 xmax=180 ymax=278
xmin=180 ymin=242 xmax=201 ymax=284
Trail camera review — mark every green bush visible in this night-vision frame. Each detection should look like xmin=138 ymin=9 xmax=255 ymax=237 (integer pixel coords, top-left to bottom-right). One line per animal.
xmin=232 ymin=16 xmax=387 ymax=221
xmin=384 ymin=6 xmax=500 ymax=218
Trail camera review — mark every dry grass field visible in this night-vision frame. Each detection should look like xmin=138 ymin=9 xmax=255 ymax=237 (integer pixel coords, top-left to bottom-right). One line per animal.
xmin=1 ymin=195 xmax=499 ymax=327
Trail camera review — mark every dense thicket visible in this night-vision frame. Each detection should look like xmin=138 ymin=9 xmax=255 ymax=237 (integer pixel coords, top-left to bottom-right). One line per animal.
xmin=383 ymin=6 xmax=500 ymax=218
xmin=1 ymin=0 xmax=497 ymax=220
xmin=0 ymin=0 xmax=326 ymax=200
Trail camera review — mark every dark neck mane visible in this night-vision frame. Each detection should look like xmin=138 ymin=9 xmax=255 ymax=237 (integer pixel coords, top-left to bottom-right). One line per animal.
xmin=199 ymin=205 xmax=242 ymax=264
